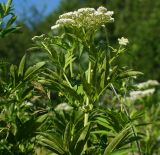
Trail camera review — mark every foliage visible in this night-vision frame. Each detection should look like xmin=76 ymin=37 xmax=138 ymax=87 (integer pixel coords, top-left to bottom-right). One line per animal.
xmin=0 ymin=0 xmax=20 ymax=38
xmin=0 ymin=0 xmax=160 ymax=155
xmin=0 ymin=54 xmax=47 ymax=154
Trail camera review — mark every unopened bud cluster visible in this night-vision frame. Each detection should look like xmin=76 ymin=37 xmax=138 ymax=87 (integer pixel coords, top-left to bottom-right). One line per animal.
xmin=51 ymin=6 xmax=114 ymax=30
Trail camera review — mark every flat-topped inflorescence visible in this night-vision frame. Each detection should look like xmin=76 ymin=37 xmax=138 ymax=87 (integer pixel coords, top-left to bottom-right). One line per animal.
xmin=118 ymin=37 xmax=129 ymax=46
xmin=51 ymin=6 xmax=114 ymax=30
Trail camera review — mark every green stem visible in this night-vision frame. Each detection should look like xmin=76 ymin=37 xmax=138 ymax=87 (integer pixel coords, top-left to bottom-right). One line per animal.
xmin=83 ymin=61 xmax=91 ymax=153
xmin=87 ymin=62 xmax=91 ymax=85
xmin=69 ymin=50 xmax=74 ymax=78
xmin=63 ymin=73 xmax=72 ymax=88
xmin=70 ymin=62 xmax=73 ymax=78
xmin=84 ymin=61 xmax=91 ymax=126
xmin=42 ymin=42 xmax=52 ymax=56
xmin=84 ymin=112 xmax=89 ymax=127
xmin=103 ymin=26 xmax=111 ymax=86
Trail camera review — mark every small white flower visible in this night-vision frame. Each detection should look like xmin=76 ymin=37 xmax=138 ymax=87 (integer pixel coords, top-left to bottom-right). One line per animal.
xmin=110 ymin=17 xmax=114 ymax=22
xmin=105 ymin=11 xmax=114 ymax=16
xmin=59 ymin=11 xmax=77 ymax=19
xmin=56 ymin=18 xmax=75 ymax=25
xmin=97 ymin=6 xmax=108 ymax=13
xmin=51 ymin=24 xmax=60 ymax=30
xmin=78 ymin=8 xmax=95 ymax=14
xmin=136 ymin=80 xmax=159 ymax=89
xmin=94 ymin=11 xmax=103 ymax=16
xmin=118 ymin=37 xmax=129 ymax=46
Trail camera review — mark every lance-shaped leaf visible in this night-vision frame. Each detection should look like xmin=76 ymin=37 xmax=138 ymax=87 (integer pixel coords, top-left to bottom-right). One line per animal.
xmin=38 ymin=133 xmax=65 ymax=154
xmin=73 ymin=123 xmax=91 ymax=155
xmin=5 ymin=0 xmax=12 ymax=14
xmin=10 ymin=64 xmax=17 ymax=86
xmin=24 ymin=61 xmax=45 ymax=80
xmin=18 ymin=54 xmax=26 ymax=77
xmin=63 ymin=122 xmax=71 ymax=152
xmin=117 ymin=70 xmax=143 ymax=80
xmin=103 ymin=127 xmax=131 ymax=155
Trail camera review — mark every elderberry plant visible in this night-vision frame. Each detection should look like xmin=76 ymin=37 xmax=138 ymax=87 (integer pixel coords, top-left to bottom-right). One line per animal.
xmin=31 ymin=6 xmax=143 ymax=155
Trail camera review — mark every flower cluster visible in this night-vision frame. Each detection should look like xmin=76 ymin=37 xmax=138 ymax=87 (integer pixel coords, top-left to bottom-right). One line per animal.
xmin=136 ymin=80 xmax=159 ymax=90
xmin=51 ymin=6 xmax=114 ymax=30
xmin=127 ymin=80 xmax=159 ymax=101
xmin=129 ymin=88 xmax=155 ymax=101
xmin=118 ymin=37 xmax=129 ymax=46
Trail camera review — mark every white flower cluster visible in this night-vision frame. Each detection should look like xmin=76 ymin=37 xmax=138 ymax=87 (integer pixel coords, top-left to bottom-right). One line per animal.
xmin=126 ymin=80 xmax=159 ymax=101
xmin=135 ymin=80 xmax=159 ymax=90
xmin=118 ymin=37 xmax=129 ymax=46
xmin=129 ymin=88 xmax=155 ymax=101
xmin=51 ymin=6 xmax=114 ymax=30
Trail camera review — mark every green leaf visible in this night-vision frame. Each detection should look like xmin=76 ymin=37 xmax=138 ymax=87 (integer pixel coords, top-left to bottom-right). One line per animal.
xmin=6 ymin=15 xmax=16 ymax=28
xmin=10 ymin=64 xmax=17 ymax=86
xmin=73 ymin=123 xmax=91 ymax=155
xmin=1 ymin=3 xmax=6 ymax=13
xmin=109 ymin=148 xmax=132 ymax=155
xmin=5 ymin=0 xmax=12 ymax=14
xmin=103 ymin=127 xmax=131 ymax=155
xmin=24 ymin=61 xmax=45 ymax=80
xmin=63 ymin=122 xmax=71 ymax=151
xmin=10 ymin=64 xmax=15 ymax=78
xmin=91 ymin=130 xmax=115 ymax=137
xmin=96 ymin=117 xmax=115 ymax=131
xmin=1 ymin=27 xmax=21 ymax=37
xmin=117 ymin=70 xmax=143 ymax=79
xmin=39 ymin=139 xmax=64 ymax=154
xmin=18 ymin=54 xmax=26 ymax=77
xmin=130 ymin=110 xmax=144 ymax=121
xmin=38 ymin=133 xmax=65 ymax=154
xmin=61 ymin=83 xmax=82 ymax=103
xmin=64 ymin=52 xmax=76 ymax=70
xmin=36 ymin=113 xmax=48 ymax=124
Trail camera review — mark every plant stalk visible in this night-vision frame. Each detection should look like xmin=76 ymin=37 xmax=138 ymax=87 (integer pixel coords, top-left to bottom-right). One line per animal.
xmin=83 ymin=61 xmax=91 ymax=153
xmin=70 ymin=50 xmax=74 ymax=78
xmin=70 ymin=62 xmax=73 ymax=78
xmin=63 ymin=73 xmax=72 ymax=88
xmin=84 ymin=61 xmax=91 ymax=126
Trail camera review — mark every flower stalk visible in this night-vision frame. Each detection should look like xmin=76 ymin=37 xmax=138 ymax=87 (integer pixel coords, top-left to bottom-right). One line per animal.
xmin=84 ymin=61 xmax=91 ymax=127
xmin=83 ymin=61 xmax=91 ymax=152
